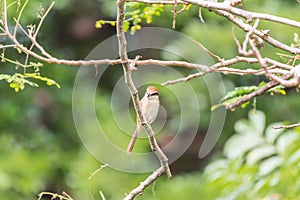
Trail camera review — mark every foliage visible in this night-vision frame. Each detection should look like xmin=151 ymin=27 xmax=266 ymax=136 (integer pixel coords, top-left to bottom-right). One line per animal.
xmin=204 ymin=110 xmax=300 ymax=199
xmin=0 ymin=72 xmax=60 ymax=92
xmin=211 ymin=82 xmax=286 ymax=111
xmin=95 ymin=3 xmax=164 ymax=35
xmin=0 ymin=1 xmax=60 ymax=92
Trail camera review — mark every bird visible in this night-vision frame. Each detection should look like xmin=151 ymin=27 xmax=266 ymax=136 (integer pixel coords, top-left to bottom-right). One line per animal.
xmin=126 ymin=86 xmax=160 ymax=154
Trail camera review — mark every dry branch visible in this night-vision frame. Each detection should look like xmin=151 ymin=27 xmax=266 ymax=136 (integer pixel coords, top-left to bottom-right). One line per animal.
xmin=117 ymin=0 xmax=172 ymax=182
xmin=124 ymin=167 xmax=165 ymax=200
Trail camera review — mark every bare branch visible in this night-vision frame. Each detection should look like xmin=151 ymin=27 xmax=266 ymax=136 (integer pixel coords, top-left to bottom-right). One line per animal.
xmin=126 ymin=0 xmax=187 ymax=5
xmin=123 ymin=167 xmax=165 ymax=200
xmin=161 ymin=56 xmax=292 ymax=85
xmin=128 ymin=0 xmax=300 ymax=29
xmin=213 ymin=9 xmax=300 ymax=54
xmin=172 ymin=0 xmax=178 ymax=29
xmin=13 ymin=0 xmax=28 ymax=37
xmin=273 ymin=123 xmax=300 ymax=129
xmin=117 ymin=0 xmax=172 ymax=183
xmin=13 ymin=18 xmax=52 ymax=59
xmin=182 ymin=0 xmax=300 ymax=29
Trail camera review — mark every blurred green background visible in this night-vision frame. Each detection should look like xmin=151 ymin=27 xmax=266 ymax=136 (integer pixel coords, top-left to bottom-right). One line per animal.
xmin=1 ymin=0 xmax=300 ymax=199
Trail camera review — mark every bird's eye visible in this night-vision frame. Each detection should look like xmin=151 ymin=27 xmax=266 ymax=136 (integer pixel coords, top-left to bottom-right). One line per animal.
xmin=148 ymin=92 xmax=158 ymax=97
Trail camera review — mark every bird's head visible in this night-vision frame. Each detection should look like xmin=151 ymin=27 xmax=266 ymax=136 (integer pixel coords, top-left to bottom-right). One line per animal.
xmin=146 ymin=86 xmax=159 ymax=97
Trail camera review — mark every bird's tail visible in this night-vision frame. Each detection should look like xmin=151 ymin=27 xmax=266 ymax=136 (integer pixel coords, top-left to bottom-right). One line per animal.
xmin=126 ymin=126 xmax=141 ymax=154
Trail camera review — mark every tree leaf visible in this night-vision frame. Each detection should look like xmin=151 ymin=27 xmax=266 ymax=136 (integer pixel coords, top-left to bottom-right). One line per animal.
xmin=224 ymin=133 xmax=265 ymax=160
xmin=276 ymin=131 xmax=300 ymax=155
xmin=258 ymin=156 xmax=282 ymax=176
xmin=246 ymin=145 xmax=276 ymax=165
xmin=287 ymin=149 xmax=300 ymax=164
xmin=248 ymin=109 xmax=265 ymax=135
xmin=265 ymin=122 xmax=285 ymax=144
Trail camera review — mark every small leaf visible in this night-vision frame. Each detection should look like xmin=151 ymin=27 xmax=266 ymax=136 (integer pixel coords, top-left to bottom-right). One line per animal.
xmin=95 ymin=22 xmax=102 ymax=28
xmin=130 ymin=26 xmax=136 ymax=35
xmin=110 ymin=21 xmax=116 ymax=26
xmin=246 ymin=145 xmax=276 ymax=165
xmin=124 ymin=21 xmax=130 ymax=32
xmin=248 ymin=109 xmax=265 ymax=135
xmin=220 ymin=86 xmax=258 ymax=102
xmin=258 ymin=156 xmax=282 ymax=176
xmin=224 ymin=133 xmax=265 ymax=160
xmin=258 ymin=81 xmax=266 ymax=87
xmin=16 ymin=47 xmax=22 ymax=54
xmin=204 ymin=159 xmax=229 ymax=181
xmin=267 ymin=85 xmax=286 ymax=95
xmin=287 ymin=149 xmax=300 ymax=164
xmin=265 ymin=122 xmax=285 ymax=144
xmin=95 ymin=20 xmax=107 ymax=28
xmin=276 ymin=131 xmax=300 ymax=155
xmin=185 ymin=4 xmax=192 ymax=10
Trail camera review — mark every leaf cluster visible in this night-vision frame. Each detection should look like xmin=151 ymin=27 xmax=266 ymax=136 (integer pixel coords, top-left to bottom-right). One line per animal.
xmin=95 ymin=3 xmax=164 ymax=35
xmin=212 ymin=82 xmax=286 ymax=111
xmin=204 ymin=110 xmax=300 ymax=199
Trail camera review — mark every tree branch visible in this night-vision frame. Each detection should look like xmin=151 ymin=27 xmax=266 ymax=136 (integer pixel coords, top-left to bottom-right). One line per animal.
xmin=182 ymin=0 xmax=300 ymax=28
xmin=273 ymin=123 xmax=300 ymax=129
xmin=117 ymin=0 xmax=172 ymax=186
xmin=128 ymin=0 xmax=300 ymax=29
xmin=123 ymin=167 xmax=165 ymax=200
xmin=213 ymin=9 xmax=300 ymax=54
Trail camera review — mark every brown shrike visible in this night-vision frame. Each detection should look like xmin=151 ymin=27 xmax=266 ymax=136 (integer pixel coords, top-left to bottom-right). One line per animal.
xmin=126 ymin=86 xmax=160 ymax=153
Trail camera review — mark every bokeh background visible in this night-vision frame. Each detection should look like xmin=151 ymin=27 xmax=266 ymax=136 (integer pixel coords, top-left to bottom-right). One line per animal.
xmin=1 ymin=0 xmax=300 ymax=199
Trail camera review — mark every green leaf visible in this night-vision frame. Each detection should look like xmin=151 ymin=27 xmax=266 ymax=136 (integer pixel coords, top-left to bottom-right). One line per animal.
xmin=220 ymin=86 xmax=258 ymax=102
xmin=211 ymin=96 xmax=242 ymax=111
xmin=212 ymin=86 xmax=260 ymax=110
xmin=267 ymin=85 xmax=286 ymax=95
xmin=124 ymin=21 xmax=130 ymax=32
xmin=248 ymin=110 xmax=265 ymax=135
xmin=110 ymin=21 xmax=116 ymax=26
xmin=276 ymin=131 xmax=300 ymax=155
xmin=246 ymin=145 xmax=276 ymax=165
xmin=204 ymin=159 xmax=229 ymax=181
xmin=24 ymin=73 xmax=60 ymax=88
xmin=265 ymin=122 xmax=285 ymax=144
xmin=234 ymin=110 xmax=265 ymax=136
xmin=224 ymin=133 xmax=265 ymax=160
xmin=258 ymin=156 xmax=282 ymax=176
xmin=287 ymin=149 xmax=300 ymax=164
xmin=95 ymin=20 xmax=106 ymax=28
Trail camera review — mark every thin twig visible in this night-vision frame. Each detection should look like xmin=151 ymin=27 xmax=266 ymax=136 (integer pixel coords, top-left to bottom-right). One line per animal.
xmin=191 ymin=38 xmax=224 ymax=62
xmin=13 ymin=18 xmax=52 ymax=58
xmin=181 ymin=0 xmax=300 ymax=29
xmin=213 ymin=9 xmax=300 ymax=54
xmin=99 ymin=191 xmax=106 ymax=200
xmin=24 ymin=1 xmax=55 ymax=67
xmin=88 ymin=164 xmax=108 ymax=180
xmin=172 ymin=0 xmax=177 ymax=29
xmin=0 ymin=44 xmax=15 ymax=49
xmin=123 ymin=167 xmax=165 ymax=200
xmin=126 ymin=0 xmax=187 ymax=5
xmin=13 ymin=0 xmax=28 ymax=37
xmin=128 ymin=0 xmax=300 ymax=29
xmin=273 ymin=123 xmax=300 ymax=129
xmin=161 ymin=56 xmax=292 ymax=86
